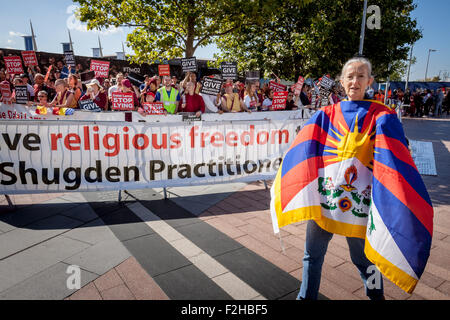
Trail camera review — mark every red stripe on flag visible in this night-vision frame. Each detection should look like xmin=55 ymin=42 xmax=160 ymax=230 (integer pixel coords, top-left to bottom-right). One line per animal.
xmin=373 ymin=160 xmax=433 ymax=235
xmin=375 ymin=134 xmax=417 ymax=169
xmin=288 ymin=124 xmax=339 ymax=152
xmin=281 ymin=155 xmax=336 ymax=210
xmin=323 ymin=102 xmax=349 ymax=133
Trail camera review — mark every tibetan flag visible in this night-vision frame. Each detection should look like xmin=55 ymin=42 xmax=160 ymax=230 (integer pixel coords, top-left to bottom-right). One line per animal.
xmin=270 ymin=100 xmax=433 ymax=293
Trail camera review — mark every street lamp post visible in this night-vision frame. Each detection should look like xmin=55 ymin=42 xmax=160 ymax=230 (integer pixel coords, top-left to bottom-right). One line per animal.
xmin=424 ymin=49 xmax=437 ymax=80
xmin=358 ymin=0 xmax=369 ymax=55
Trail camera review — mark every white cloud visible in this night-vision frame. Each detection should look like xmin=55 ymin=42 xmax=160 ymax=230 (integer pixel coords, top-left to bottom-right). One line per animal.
xmin=9 ymin=31 xmax=26 ymax=37
xmin=66 ymin=5 xmax=121 ymax=35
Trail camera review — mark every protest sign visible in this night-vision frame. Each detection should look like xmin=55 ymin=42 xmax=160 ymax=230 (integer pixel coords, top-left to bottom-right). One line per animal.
xmin=269 ymin=81 xmax=287 ymax=93
xmin=14 ymin=85 xmax=28 ymax=104
xmin=318 ymin=75 xmax=335 ymax=107
xmin=90 ymin=60 xmax=110 ymax=78
xmin=272 ymin=91 xmax=288 ymax=110
xmin=80 ymin=70 xmax=96 ymax=84
xmin=0 ymin=82 xmax=12 ymax=102
xmin=158 ymin=64 xmax=171 ymax=76
xmin=127 ymin=72 xmax=145 ymax=87
xmin=181 ymin=57 xmax=197 ymax=73
xmin=292 ymin=76 xmax=305 ymax=95
xmin=21 ymin=51 xmax=38 ymax=67
xmin=201 ymin=78 xmax=223 ymax=95
xmin=142 ymin=102 xmax=165 ymax=115
xmin=60 ymin=66 xmax=70 ymax=79
xmin=245 ymin=70 xmax=260 ymax=82
xmin=4 ymin=56 xmax=24 ymax=75
xmin=221 ymin=62 xmax=237 ymax=80
xmin=180 ymin=112 xmax=202 ymax=122
xmin=64 ymin=50 xmax=76 ymax=68
xmin=111 ymin=92 xmax=134 ymax=111
xmin=79 ymin=99 xmax=102 ymax=112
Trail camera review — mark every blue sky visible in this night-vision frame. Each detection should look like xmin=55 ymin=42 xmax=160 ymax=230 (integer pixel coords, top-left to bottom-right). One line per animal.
xmin=0 ymin=0 xmax=448 ymax=81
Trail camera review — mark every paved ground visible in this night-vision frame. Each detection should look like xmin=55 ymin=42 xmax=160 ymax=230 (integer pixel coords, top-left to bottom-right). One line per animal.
xmin=0 ymin=116 xmax=449 ymax=300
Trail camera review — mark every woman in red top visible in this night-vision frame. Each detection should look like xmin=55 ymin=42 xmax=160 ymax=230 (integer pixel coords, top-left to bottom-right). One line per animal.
xmin=180 ymin=81 xmax=205 ymax=116
xmin=80 ymin=79 xmax=108 ymax=110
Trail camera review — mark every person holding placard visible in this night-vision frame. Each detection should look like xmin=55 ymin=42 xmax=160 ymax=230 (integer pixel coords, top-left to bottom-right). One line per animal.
xmin=121 ymin=79 xmax=140 ymax=109
xmin=261 ymin=88 xmax=273 ymax=111
xmin=181 ymin=71 xmax=201 ymax=95
xmin=33 ymin=73 xmax=56 ymax=102
xmin=243 ymin=82 xmax=260 ymax=112
xmin=68 ymin=75 xmax=82 ymax=109
xmin=80 ymin=79 xmax=108 ymax=111
xmin=181 ymin=81 xmax=205 ymax=117
xmin=11 ymin=77 xmax=29 ymax=103
xmin=285 ymin=91 xmax=300 ymax=111
xmin=155 ymin=75 xmax=180 ymax=114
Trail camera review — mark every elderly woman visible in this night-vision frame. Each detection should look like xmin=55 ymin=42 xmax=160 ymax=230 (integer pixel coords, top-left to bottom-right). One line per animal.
xmin=271 ymin=57 xmax=433 ymax=300
xmin=80 ymin=78 xmax=108 ymax=111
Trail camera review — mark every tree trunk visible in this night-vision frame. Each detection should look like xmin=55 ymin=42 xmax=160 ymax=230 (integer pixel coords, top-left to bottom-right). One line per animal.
xmin=185 ymin=15 xmax=195 ymax=58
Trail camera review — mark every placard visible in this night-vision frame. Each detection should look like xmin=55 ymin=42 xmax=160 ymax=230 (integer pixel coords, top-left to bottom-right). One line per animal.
xmin=0 ymin=82 xmax=12 ymax=102
xmin=64 ymin=50 xmax=76 ymax=68
xmin=245 ymin=70 xmax=260 ymax=82
xmin=158 ymin=64 xmax=171 ymax=76
xmin=79 ymin=99 xmax=102 ymax=112
xmin=14 ymin=85 xmax=28 ymax=104
xmin=181 ymin=57 xmax=197 ymax=73
xmin=292 ymin=76 xmax=305 ymax=95
xmin=80 ymin=70 xmax=96 ymax=84
xmin=90 ymin=59 xmax=110 ymax=78
xmin=181 ymin=112 xmax=202 ymax=122
xmin=4 ymin=56 xmax=24 ymax=75
xmin=111 ymin=92 xmax=134 ymax=111
xmin=127 ymin=72 xmax=145 ymax=87
xmin=272 ymin=91 xmax=288 ymax=110
xmin=268 ymin=81 xmax=287 ymax=93
xmin=21 ymin=51 xmax=38 ymax=67
xmin=221 ymin=62 xmax=237 ymax=80
xmin=142 ymin=102 xmax=165 ymax=115
xmin=200 ymin=78 xmax=223 ymax=95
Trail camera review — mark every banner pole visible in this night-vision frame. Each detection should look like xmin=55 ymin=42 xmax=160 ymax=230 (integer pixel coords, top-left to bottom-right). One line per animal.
xmin=163 ymin=187 xmax=168 ymax=199
xmin=118 ymin=190 xmax=122 ymax=202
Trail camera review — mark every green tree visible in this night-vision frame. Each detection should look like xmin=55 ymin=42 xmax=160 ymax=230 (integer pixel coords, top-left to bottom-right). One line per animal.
xmin=73 ymin=0 xmax=309 ymax=64
xmin=216 ymin=0 xmax=422 ymax=81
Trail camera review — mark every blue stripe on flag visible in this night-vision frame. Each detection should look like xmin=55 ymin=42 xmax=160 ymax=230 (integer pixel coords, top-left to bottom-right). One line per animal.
xmin=372 ymin=178 xmax=432 ymax=278
xmin=374 ymin=147 xmax=432 ymax=207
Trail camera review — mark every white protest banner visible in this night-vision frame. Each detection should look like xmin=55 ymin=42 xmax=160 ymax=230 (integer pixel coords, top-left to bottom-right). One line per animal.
xmin=0 ymin=118 xmax=306 ymax=194
xmin=201 ymin=78 xmax=223 ymax=95
xmin=111 ymin=92 xmax=134 ymax=111
xmin=272 ymin=91 xmax=288 ymax=110
xmin=4 ymin=56 xmax=24 ymax=75
xmin=0 ymin=103 xmax=306 ymax=122
xmin=14 ymin=85 xmax=28 ymax=104
xmin=143 ymin=102 xmax=165 ymax=115
xmin=269 ymin=81 xmax=287 ymax=93
xmin=90 ymin=60 xmax=110 ymax=78
xmin=181 ymin=57 xmax=197 ymax=73
xmin=21 ymin=51 xmax=38 ymax=67
xmin=221 ymin=62 xmax=237 ymax=80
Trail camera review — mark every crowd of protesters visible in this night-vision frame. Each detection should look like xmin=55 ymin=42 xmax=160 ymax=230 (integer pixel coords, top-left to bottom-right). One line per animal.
xmin=369 ymin=86 xmax=450 ymax=118
xmin=1 ymin=51 xmax=449 ymax=117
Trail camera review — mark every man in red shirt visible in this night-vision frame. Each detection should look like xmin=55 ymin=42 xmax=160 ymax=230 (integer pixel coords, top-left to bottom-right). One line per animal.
xmin=180 ymin=81 xmax=205 ymax=116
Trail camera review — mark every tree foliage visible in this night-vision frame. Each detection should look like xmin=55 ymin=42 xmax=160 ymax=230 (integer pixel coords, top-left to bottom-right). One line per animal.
xmin=73 ymin=0 xmax=309 ymax=64
xmin=215 ymin=0 xmax=422 ymax=81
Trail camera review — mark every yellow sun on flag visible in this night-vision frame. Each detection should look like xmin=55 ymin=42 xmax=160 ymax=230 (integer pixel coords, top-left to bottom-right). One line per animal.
xmin=325 ymin=115 xmax=375 ymax=169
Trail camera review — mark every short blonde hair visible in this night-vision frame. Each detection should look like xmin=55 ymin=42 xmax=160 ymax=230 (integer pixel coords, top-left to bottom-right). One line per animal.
xmin=340 ymin=57 xmax=373 ymax=79
xmin=55 ymin=79 xmax=67 ymax=87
